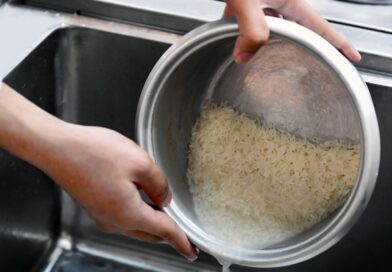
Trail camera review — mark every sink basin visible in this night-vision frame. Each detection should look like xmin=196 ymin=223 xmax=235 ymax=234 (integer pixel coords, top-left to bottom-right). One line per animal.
xmin=1 ymin=3 xmax=392 ymax=272
xmin=6 ymin=27 xmax=169 ymax=137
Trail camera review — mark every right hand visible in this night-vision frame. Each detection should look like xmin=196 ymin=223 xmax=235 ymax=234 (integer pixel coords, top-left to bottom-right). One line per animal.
xmin=47 ymin=124 xmax=198 ymax=261
xmin=0 ymin=83 xmax=198 ymax=261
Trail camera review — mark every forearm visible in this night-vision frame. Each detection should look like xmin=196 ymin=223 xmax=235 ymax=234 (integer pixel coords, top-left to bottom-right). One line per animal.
xmin=0 ymin=82 xmax=67 ymax=174
xmin=0 ymin=82 xmax=196 ymax=259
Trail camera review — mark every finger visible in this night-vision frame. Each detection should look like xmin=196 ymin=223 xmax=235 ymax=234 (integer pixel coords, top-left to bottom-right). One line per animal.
xmin=125 ymin=230 xmax=163 ymax=243
xmin=94 ymin=218 xmax=163 ymax=243
xmin=262 ymin=7 xmax=283 ymax=18
xmin=136 ymin=166 xmax=172 ymax=207
xmin=222 ymin=3 xmax=235 ymax=17
xmin=273 ymin=0 xmax=361 ymax=62
xmin=227 ymin=0 xmax=269 ymax=64
xmin=138 ymin=203 xmax=198 ymax=261
xmin=132 ymin=152 xmax=172 ymax=207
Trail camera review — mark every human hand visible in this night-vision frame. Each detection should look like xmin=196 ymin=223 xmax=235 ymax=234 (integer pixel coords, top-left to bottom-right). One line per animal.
xmin=223 ymin=0 xmax=361 ymax=64
xmin=0 ymin=83 xmax=198 ymax=261
xmin=51 ymin=125 xmax=197 ymax=260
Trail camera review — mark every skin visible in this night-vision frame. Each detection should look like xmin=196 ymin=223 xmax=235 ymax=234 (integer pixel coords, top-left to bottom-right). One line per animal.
xmin=224 ymin=0 xmax=362 ymax=64
xmin=0 ymin=0 xmax=360 ymax=262
xmin=0 ymin=82 xmax=197 ymax=261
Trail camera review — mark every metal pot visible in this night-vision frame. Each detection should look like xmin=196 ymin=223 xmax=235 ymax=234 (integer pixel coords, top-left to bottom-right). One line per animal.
xmin=136 ymin=17 xmax=380 ymax=267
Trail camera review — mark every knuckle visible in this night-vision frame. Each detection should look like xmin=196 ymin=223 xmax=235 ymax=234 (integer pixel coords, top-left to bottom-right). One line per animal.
xmin=155 ymin=216 xmax=174 ymax=241
xmin=155 ymin=179 xmax=169 ymax=198
xmin=135 ymin=155 xmax=154 ymax=177
xmin=160 ymin=228 xmax=173 ymax=241
xmin=243 ymin=29 xmax=269 ymax=46
xmin=340 ymin=42 xmax=351 ymax=52
xmin=130 ymin=214 xmax=145 ymax=228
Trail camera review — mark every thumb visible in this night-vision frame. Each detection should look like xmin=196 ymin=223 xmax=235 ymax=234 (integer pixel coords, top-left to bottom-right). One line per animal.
xmin=227 ymin=0 xmax=269 ymax=64
xmin=132 ymin=152 xmax=172 ymax=207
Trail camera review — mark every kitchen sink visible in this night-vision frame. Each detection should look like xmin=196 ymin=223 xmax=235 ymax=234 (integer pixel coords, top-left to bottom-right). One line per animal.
xmin=5 ymin=27 xmax=170 ymax=138
xmin=1 ymin=1 xmax=392 ymax=272
xmin=2 ymin=25 xmax=220 ymax=272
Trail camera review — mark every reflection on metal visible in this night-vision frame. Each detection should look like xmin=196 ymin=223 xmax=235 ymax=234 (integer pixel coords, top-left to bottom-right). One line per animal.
xmin=359 ymin=70 xmax=392 ymax=87
xmin=25 ymin=0 xmax=224 ymax=33
xmin=76 ymin=240 xmax=217 ymax=272
xmin=214 ymin=39 xmax=360 ymax=142
xmin=307 ymin=0 xmax=392 ymax=33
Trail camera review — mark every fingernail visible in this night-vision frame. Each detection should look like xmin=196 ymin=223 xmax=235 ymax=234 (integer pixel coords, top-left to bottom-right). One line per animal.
xmin=354 ymin=51 xmax=362 ymax=62
xmin=162 ymin=190 xmax=172 ymax=207
xmin=346 ymin=48 xmax=361 ymax=63
xmin=186 ymin=255 xmax=198 ymax=262
xmin=235 ymin=52 xmax=254 ymax=64
xmin=186 ymin=247 xmax=199 ymax=262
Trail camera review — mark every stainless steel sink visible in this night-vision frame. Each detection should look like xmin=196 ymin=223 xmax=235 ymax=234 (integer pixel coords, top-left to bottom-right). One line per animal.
xmin=5 ymin=27 xmax=170 ymax=137
xmin=1 ymin=1 xmax=392 ymax=272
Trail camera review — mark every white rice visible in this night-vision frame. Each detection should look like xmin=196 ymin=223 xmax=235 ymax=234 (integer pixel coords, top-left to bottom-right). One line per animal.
xmin=187 ymin=102 xmax=360 ymax=248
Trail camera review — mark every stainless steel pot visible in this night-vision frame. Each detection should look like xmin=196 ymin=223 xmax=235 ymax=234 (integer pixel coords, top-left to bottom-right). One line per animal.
xmin=136 ymin=17 xmax=380 ymax=267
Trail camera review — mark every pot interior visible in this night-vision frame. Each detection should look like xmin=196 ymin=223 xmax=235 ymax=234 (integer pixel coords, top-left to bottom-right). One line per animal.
xmin=151 ymin=34 xmax=361 ymax=250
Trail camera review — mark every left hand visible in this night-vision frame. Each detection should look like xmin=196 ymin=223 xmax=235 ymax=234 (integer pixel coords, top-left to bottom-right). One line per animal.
xmin=223 ymin=0 xmax=361 ymax=64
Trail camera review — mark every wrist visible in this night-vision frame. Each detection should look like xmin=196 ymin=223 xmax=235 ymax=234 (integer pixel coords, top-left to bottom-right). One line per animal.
xmin=0 ymin=83 xmax=69 ymax=173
